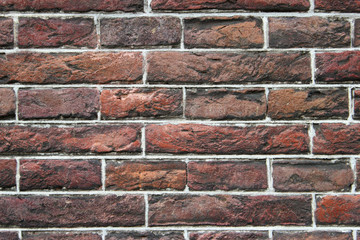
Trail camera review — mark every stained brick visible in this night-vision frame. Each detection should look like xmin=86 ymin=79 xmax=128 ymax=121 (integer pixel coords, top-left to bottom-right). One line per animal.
xmin=315 ymin=0 xmax=360 ymax=12
xmin=0 ymin=232 xmax=18 ymax=240
xmin=0 ymin=18 xmax=13 ymax=48
xmin=273 ymin=231 xmax=353 ymax=240
xmin=106 ymin=231 xmax=184 ymax=240
xmin=0 ymin=88 xmax=15 ymax=119
xmin=22 ymin=232 xmax=102 ymax=240
xmin=189 ymin=231 xmax=269 ymax=240
xmin=0 ymin=160 xmax=16 ymax=189
xmin=355 ymin=19 xmax=360 ymax=47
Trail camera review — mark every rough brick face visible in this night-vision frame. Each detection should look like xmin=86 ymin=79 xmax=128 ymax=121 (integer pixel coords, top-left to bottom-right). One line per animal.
xmin=315 ymin=0 xmax=360 ymax=12
xmin=184 ymin=17 xmax=263 ymax=48
xmin=0 ymin=18 xmax=13 ymax=48
xmin=269 ymin=17 xmax=350 ymax=48
xmin=355 ymin=90 xmax=360 ymax=119
xmin=189 ymin=231 xmax=269 ymax=240
xmin=0 ymin=160 xmax=16 ymax=189
xmin=355 ymin=19 xmax=360 ymax=47
xmin=18 ymin=88 xmax=99 ymax=120
xmin=0 ymin=88 xmax=15 ymax=119
xmin=18 ymin=18 xmax=97 ymax=48
xmin=273 ymin=231 xmax=353 ymax=240
xmin=22 ymin=232 xmax=102 ymax=240
xmin=0 ymin=232 xmax=18 ymax=240
xmin=106 ymin=231 xmax=184 ymax=240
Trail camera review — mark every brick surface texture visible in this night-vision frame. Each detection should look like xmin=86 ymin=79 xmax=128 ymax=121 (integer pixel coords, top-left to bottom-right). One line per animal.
xmin=0 ymin=0 xmax=358 ymax=238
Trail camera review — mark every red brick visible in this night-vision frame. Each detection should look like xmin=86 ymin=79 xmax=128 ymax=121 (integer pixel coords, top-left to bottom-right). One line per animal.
xmin=315 ymin=0 xmax=360 ymax=12
xmin=0 ymin=52 xmax=143 ymax=84
xmin=147 ymin=52 xmax=311 ymax=84
xmin=0 ymin=88 xmax=15 ymax=119
xmin=146 ymin=124 xmax=309 ymax=154
xmin=19 ymin=88 xmax=99 ymax=120
xmin=101 ymin=88 xmax=182 ymax=119
xmin=187 ymin=161 xmax=267 ymax=191
xmin=0 ymin=232 xmax=18 ymax=240
xmin=22 ymin=232 xmax=101 ymax=240
xmin=0 ymin=195 xmax=144 ymax=227
xmin=106 ymin=231 xmax=184 ymax=240
xmin=268 ymin=88 xmax=348 ymax=120
xmin=313 ymin=123 xmax=360 ymax=154
xmin=190 ymin=231 xmax=268 ymax=240
xmin=106 ymin=161 xmax=186 ymax=190
xmin=273 ymin=231 xmax=353 ymax=240
xmin=149 ymin=195 xmax=312 ymax=226
xmin=0 ymin=18 xmax=13 ymax=48
xmin=18 ymin=18 xmax=96 ymax=48
xmin=0 ymin=160 xmax=16 ymax=189
xmin=184 ymin=17 xmax=263 ymax=48
xmin=151 ymin=0 xmax=309 ymax=11
xmin=0 ymin=0 xmax=143 ymax=12
xmin=0 ymin=125 xmax=141 ymax=154
xmin=316 ymin=195 xmax=360 ymax=225
xmin=20 ymin=160 xmax=101 ymax=190
xmin=316 ymin=51 xmax=360 ymax=83
xmin=101 ymin=17 xmax=181 ymax=48
xmin=357 ymin=160 xmax=360 ymax=191
xmin=355 ymin=20 xmax=360 ymax=47
xmin=185 ymin=88 xmax=266 ymax=120
xmin=354 ymin=90 xmax=360 ymax=119
xmin=273 ymin=160 xmax=354 ymax=192
xmin=269 ymin=17 xmax=350 ymax=48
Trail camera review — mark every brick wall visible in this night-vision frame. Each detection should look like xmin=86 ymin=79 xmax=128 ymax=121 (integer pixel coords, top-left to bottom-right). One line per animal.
xmin=0 ymin=0 xmax=359 ymax=239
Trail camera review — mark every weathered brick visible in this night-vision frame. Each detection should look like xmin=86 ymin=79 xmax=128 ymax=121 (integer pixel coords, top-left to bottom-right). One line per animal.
xmin=0 ymin=52 xmax=143 ymax=84
xmin=0 ymin=160 xmax=16 ymax=189
xmin=313 ymin=123 xmax=360 ymax=154
xmin=316 ymin=51 xmax=360 ymax=83
xmin=316 ymin=195 xmax=360 ymax=225
xmin=0 ymin=88 xmax=15 ymax=119
xmin=106 ymin=161 xmax=186 ymax=190
xmin=151 ymin=0 xmax=309 ymax=11
xmin=18 ymin=18 xmax=96 ymax=48
xmin=273 ymin=160 xmax=354 ymax=192
xmin=268 ymin=88 xmax=348 ymax=120
xmin=187 ymin=161 xmax=267 ymax=191
xmin=22 ymin=232 xmax=102 ymax=240
xmin=190 ymin=231 xmax=268 ymax=240
xmin=101 ymin=88 xmax=182 ymax=119
xmin=354 ymin=90 xmax=360 ymax=119
xmin=146 ymin=124 xmax=309 ymax=154
xmin=357 ymin=160 xmax=360 ymax=191
xmin=0 ymin=232 xmax=18 ymax=240
xmin=106 ymin=231 xmax=184 ymax=240
xmin=184 ymin=17 xmax=263 ymax=48
xmin=315 ymin=0 xmax=360 ymax=12
xmin=0 ymin=0 xmax=143 ymax=12
xmin=147 ymin=52 xmax=311 ymax=84
xmin=20 ymin=160 xmax=102 ymax=190
xmin=0 ymin=18 xmax=13 ymax=48
xmin=19 ymin=88 xmax=99 ymax=120
xmin=273 ymin=231 xmax=353 ymax=240
xmin=185 ymin=88 xmax=266 ymax=120
xmin=0 ymin=125 xmax=141 ymax=154
xmin=101 ymin=17 xmax=181 ymax=48
xmin=149 ymin=195 xmax=312 ymax=226
xmin=269 ymin=17 xmax=350 ymax=48
xmin=355 ymin=19 xmax=360 ymax=47
xmin=0 ymin=195 xmax=144 ymax=227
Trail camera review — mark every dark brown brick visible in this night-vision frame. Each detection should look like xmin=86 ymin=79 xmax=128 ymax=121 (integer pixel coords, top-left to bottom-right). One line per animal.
xmin=0 ymin=52 xmax=143 ymax=84
xmin=0 ymin=125 xmax=141 ymax=154
xmin=355 ymin=19 xmax=360 ymax=47
xmin=0 ymin=18 xmax=13 ymax=48
xmin=22 ymin=232 xmax=102 ymax=240
xmin=101 ymin=17 xmax=181 ymax=48
xmin=357 ymin=160 xmax=360 ymax=191
xmin=190 ymin=231 xmax=268 ymax=240
xmin=106 ymin=161 xmax=186 ymax=190
xmin=0 ymin=195 xmax=144 ymax=227
xmin=151 ymin=0 xmax=310 ymax=11
xmin=146 ymin=124 xmax=309 ymax=154
xmin=313 ymin=123 xmax=360 ymax=154
xmin=187 ymin=161 xmax=267 ymax=191
xmin=185 ymin=88 xmax=266 ymax=120
xmin=273 ymin=160 xmax=354 ymax=192
xmin=20 ymin=160 xmax=101 ymax=190
xmin=0 ymin=160 xmax=16 ymax=189
xmin=315 ymin=0 xmax=360 ymax=12
xmin=316 ymin=51 xmax=360 ymax=83
xmin=149 ymin=195 xmax=312 ymax=226
xmin=184 ymin=17 xmax=263 ymax=48
xmin=269 ymin=17 xmax=350 ymax=48
xmin=0 ymin=88 xmax=15 ymax=119
xmin=18 ymin=18 xmax=96 ymax=48
xmin=101 ymin=88 xmax=182 ymax=119
xmin=354 ymin=90 xmax=360 ymax=119
xmin=19 ymin=88 xmax=99 ymax=120
xmin=0 ymin=0 xmax=143 ymax=12
xmin=0 ymin=232 xmax=18 ymax=240
xmin=273 ymin=231 xmax=352 ymax=240
xmin=316 ymin=195 xmax=360 ymax=225
xmin=268 ymin=88 xmax=348 ymax=120
xmin=147 ymin=52 xmax=311 ymax=84
xmin=106 ymin=231 xmax=184 ymax=240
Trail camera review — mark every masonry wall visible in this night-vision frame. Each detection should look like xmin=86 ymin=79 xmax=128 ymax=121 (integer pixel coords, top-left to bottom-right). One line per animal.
xmin=0 ymin=0 xmax=359 ymax=239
